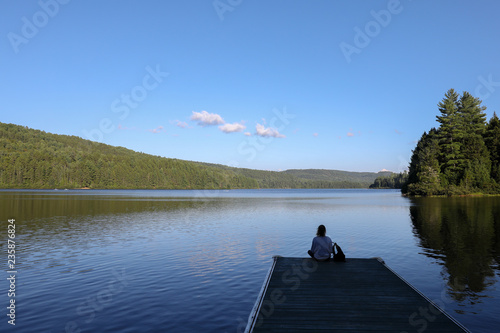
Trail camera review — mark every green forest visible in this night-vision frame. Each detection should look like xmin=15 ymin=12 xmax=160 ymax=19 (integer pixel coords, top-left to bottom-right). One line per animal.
xmin=369 ymin=172 xmax=408 ymax=189
xmin=0 ymin=122 xmax=386 ymax=189
xmin=403 ymin=89 xmax=500 ymax=196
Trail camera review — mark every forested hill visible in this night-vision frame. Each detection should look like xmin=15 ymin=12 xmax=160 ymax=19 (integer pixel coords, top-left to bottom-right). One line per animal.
xmin=283 ymin=169 xmax=393 ymax=184
xmin=0 ymin=122 xmax=389 ymax=189
xmin=197 ymin=163 xmax=389 ymax=188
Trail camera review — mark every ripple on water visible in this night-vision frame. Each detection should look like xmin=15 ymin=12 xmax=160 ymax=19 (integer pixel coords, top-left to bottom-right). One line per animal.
xmin=2 ymin=189 xmax=499 ymax=332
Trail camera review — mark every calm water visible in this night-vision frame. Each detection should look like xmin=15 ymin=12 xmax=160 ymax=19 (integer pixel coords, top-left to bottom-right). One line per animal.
xmin=0 ymin=189 xmax=499 ymax=332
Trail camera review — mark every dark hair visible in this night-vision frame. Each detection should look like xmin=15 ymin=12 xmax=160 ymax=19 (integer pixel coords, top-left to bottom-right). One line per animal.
xmin=316 ymin=225 xmax=326 ymax=237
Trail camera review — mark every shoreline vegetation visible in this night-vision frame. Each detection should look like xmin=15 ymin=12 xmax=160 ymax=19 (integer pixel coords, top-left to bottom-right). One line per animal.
xmin=0 ymin=122 xmax=390 ymax=190
xmin=402 ymin=89 xmax=500 ymax=197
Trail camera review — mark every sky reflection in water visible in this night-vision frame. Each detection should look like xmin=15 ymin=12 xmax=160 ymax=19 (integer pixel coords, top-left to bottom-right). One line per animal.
xmin=0 ymin=189 xmax=498 ymax=332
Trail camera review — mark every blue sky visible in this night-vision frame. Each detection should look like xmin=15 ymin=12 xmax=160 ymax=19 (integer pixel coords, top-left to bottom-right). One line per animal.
xmin=1 ymin=0 xmax=500 ymax=172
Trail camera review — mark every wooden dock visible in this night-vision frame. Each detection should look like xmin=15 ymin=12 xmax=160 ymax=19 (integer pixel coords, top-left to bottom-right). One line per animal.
xmin=245 ymin=257 xmax=470 ymax=332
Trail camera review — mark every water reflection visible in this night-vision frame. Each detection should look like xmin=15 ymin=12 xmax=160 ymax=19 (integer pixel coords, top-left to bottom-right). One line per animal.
xmin=1 ymin=190 xmax=499 ymax=332
xmin=409 ymin=196 xmax=500 ymax=303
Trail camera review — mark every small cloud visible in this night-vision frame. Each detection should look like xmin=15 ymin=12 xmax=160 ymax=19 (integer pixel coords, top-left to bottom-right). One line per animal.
xmin=190 ymin=110 xmax=224 ymax=126
xmin=313 ymin=133 xmax=319 ymax=137
xmin=219 ymin=122 xmax=246 ymax=133
xmin=347 ymin=128 xmax=361 ymax=137
xmin=172 ymin=120 xmax=189 ymax=129
xmin=118 ymin=124 xmax=137 ymax=131
xmin=244 ymin=132 xmax=252 ymax=136
xmin=256 ymin=123 xmax=285 ymax=138
xmin=395 ymin=129 xmax=403 ymax=135
xmin=148 ymin=126 xmax=165 ymax=133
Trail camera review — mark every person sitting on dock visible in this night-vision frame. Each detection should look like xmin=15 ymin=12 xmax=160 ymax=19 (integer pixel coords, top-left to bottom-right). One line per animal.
xmin=307 ymin=224 xmax=333 ymax=261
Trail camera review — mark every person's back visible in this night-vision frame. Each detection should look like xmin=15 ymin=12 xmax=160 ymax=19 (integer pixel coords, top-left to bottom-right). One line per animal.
xmin=308 ymin=225 xmax=333 ymax=261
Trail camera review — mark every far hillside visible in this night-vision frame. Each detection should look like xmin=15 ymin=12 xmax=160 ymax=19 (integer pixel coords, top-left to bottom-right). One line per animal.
xmin=283 ymin=169 xmax=393 ymax=187
xmin=0 ymin=122 xmax=393 ymax=190
xmin=195 ymin=163 xmax=392 ymax=189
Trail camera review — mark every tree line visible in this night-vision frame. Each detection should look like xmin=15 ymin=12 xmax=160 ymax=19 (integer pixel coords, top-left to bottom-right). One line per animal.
xmin=0 ymin=122 xmax=375 ymax=190
xmin=0 ymin=123 xmax=259 ymax=189
xmin=402 ymin=89 xmax=500 ymax=196
xmin=369 ymin=172 xmax=408 ymax=189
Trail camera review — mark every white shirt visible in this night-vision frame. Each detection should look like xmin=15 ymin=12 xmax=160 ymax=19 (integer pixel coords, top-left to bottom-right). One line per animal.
xmin=310 ymin=236 xmax=333 ymax=260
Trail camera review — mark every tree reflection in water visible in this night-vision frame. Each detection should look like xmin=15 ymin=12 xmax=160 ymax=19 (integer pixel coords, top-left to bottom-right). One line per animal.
xmin=409 ymin=196 xmax=500 ymax=304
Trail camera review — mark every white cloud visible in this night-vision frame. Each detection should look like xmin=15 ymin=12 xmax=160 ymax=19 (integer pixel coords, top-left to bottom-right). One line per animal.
xmin=190 ymin=110 xmax=224 ymax=126
xmin=148 ymin=126 xmax=165 ymax=133
xmin=244 ymin=132 xmax=252 ymax=136
xmin=347 ymin=128 xmax=361 ymax=137
xmin=173 ymin=120 xmax=189 ymax=128
xmin=219 ymin=122 xmax=246 ymax=133
xmin=255 ymin=123 xmax=285 ymax=138
xmin=118 ymin=124 xmax=137 ymax=131
xmin=313 ymin=133 xmax=319 ymax=137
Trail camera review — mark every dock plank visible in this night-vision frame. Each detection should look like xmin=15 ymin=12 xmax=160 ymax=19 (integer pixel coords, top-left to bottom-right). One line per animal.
xmin=245 ymin=257 xmax=470 ymax=332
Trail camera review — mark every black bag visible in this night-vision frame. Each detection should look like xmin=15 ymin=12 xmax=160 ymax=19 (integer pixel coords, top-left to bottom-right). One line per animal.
xmin=333 ymin=243 xmax=346 ymax=262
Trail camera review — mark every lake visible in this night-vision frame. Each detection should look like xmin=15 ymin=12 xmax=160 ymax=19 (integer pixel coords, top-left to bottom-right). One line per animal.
xmin=0 ymin=189 xmax=499 ymax=332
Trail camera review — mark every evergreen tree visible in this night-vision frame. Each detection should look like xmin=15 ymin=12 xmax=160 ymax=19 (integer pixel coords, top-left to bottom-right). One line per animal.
xmin=485 ymin=112 xmax=500 ymax=183
xmin=436 ymin=89 xmax=463 ymax=185
xmin=457 ymin=92 xmax=490 ymax=189
xmin=460 ymin=136 xmax=491 ymax=189
xmin=404 ymin=129 xmax=442 ymax=195
xmin=459 ymin=91 xmax=487 ymax=137
xmin=405 ymin=89 xmax=497 ymax=196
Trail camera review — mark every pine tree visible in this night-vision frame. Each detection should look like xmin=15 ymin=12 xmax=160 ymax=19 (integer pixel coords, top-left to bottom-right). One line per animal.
xmin=485 ymin=112 xmax=500 ymax=183
xmin=436 ymin=89 xmax=463 ymax=185
xmin=460 ymin=136 xmax=491 ymax=189
xmin=404 ymin=129 xmax=442 ymax=195
xmin=459 ymin=91 xmax=487 ymax=137
xmin=458 ymin=92 xmax=490 ymax=189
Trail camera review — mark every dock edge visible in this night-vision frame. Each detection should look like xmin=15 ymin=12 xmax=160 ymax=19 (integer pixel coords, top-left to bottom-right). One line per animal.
xmin=244 ymin=255 xmax=279 ymax=333
xmin=377 ymin=258 xmax=471 ymax=333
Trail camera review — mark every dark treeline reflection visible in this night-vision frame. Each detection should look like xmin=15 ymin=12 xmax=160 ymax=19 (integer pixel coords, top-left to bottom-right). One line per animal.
xmin=410 ymin=196 xmax=500 ymax=302
xmin=0 ymin=192 xmax=235 ymax=256
xmin=2 ymin=192 xmax=208 ymax=220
